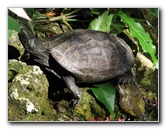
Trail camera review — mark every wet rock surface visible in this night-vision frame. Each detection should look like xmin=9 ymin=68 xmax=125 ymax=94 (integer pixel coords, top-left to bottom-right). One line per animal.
xmin=117 ymin=82 xmax=145 ymax=119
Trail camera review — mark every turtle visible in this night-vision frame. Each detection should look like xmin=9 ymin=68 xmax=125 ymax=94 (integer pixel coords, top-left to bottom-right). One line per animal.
xmin=18 ymin=29 xmax=134 ymax=104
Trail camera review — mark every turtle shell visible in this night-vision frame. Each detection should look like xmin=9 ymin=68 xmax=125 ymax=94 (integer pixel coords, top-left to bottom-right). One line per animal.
xmin=50 ymin=29 xmax=134 ymax=83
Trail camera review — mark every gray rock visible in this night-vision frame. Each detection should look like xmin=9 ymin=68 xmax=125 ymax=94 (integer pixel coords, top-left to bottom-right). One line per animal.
xmin=8 ymin=59 xmax=54 ymax=121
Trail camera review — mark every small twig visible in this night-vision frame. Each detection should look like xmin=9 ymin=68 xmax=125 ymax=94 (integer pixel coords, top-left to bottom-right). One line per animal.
xmin=61 ymin=13 xmax=73 ymax=30
xmin=65 ymin=8 xmax=81 ymax=16
xmin=49 ymin=15 xmax=76 ymax=22
xmin=35 ymin=15 xmax=76 ymax=24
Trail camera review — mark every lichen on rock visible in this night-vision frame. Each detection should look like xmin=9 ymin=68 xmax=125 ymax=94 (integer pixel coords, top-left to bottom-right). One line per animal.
xmin=8 ymin=59 xmax=55 ymax=121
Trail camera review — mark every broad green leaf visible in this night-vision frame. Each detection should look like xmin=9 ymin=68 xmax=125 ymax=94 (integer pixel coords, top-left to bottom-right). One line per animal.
xmin=17 ymin=8 xmax=38 ymax=34
xmin=88 ymin=10 xmax=114 ymax=32
xmin=8 ymin=16 xmax=21 ymax=32
xmin=118 ymin=11 xmax=158 ymax=68
xmin=90 ymin=82 xmax=115 ymax=119
xmin=24 ymin=8 xmax=38 ymax=25
xmin=24 ymin=8 xmax=35 ymax=18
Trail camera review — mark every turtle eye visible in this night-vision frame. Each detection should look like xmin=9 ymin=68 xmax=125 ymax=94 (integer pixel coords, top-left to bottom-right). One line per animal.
xmin=22 ymin=32 xmax=27 ymax=39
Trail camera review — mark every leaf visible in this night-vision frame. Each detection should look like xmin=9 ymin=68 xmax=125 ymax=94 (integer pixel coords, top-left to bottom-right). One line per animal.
xmin=90 ymin=8 xmax=106 ymax=15
xmin=90 ymin=82 xmax=115 ymax=119
xmin=9 ymin=8 xmax=31 ymax=21
xmin=88 ymin=10 xmax=114 ymax=32
xmin=24 ymin=8 xmax=35 ymax=18
xmin=24 ymin=8 xmax=38 ymax=25
xmin=15 ymin=8 xmax=38 ymax=34
xmin=118 ymin=11 xmax=158 ymax=68
xmin=8 ymin=16 xmax=21 ymax=33
xmin=151 ymin=8 xmax=158 ymax=17
xmin=110 ymin=22 xmax=125 ymax=35
xmin=8 ymin=29 xmax=12 ymax=37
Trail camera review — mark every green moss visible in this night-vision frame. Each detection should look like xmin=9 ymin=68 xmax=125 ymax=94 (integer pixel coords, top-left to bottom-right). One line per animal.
xmin=73 ymin=88 xmax=106 ymax=121
xmin=8 ymin=59 xmax=57 ymax=121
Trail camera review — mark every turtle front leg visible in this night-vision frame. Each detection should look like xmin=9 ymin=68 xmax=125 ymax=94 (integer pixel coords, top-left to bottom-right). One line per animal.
xmin=62 ymin=76 xmax=82 ymax=105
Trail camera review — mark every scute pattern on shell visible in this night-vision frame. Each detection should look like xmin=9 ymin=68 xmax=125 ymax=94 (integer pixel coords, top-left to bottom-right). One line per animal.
xmin=50 ymin=29 xmax=134 ymax=83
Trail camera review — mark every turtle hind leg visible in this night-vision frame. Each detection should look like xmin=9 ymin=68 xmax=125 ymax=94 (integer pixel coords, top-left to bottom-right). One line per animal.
xmin=62 ymin=76 xmax=82 ymax=105
xmin=116 ymin=70 xmax=133 ymax=85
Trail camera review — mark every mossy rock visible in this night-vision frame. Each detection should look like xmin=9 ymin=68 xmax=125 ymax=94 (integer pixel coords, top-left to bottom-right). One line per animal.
xmin=8 ymin=59 xmax=56 ymax=121
xmin=8 ymin=31 xmax=24 ymax=59
xmin=8 ymin=60 xmax=108 ymax=121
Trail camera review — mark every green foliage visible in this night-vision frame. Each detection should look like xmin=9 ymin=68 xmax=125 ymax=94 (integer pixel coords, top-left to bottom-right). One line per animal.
xmin=8 ymin=16 xmax=21 ymax=37
xmin=24 ymin=8 xmax=35 ymax=18
xmin=151 ymin=8 xmax=158 ymax=17
xmin=24 ymin=8 xmax=38 ymax=26
xmin=89 ymin=8 xmax=107 ymax=15
xmin=17 ymin=8 xmax=38 ymax=34
xmin=110 ymin=22 xmax=125 ymax=35
xmin=118 ymin=11 xmax=158 ymax=68
xmin=8 ymin=29 xmax=13 ymax=37
xmin=88 ymin=10 xmax=114 ymax=33
xmin=91 ymin=82 xmax=115 ymax=120
xmin=88 ymin=9 xmax=158 ymax=68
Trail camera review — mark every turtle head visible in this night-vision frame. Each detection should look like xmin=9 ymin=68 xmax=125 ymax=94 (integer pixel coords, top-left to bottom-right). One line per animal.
xmin=18 ymin=29 xmax=37 ymax=50
xmin=18 ymin=29 xmax=46 ymax=56
xmin=18 ymin=28 xmax=50 ymax=66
